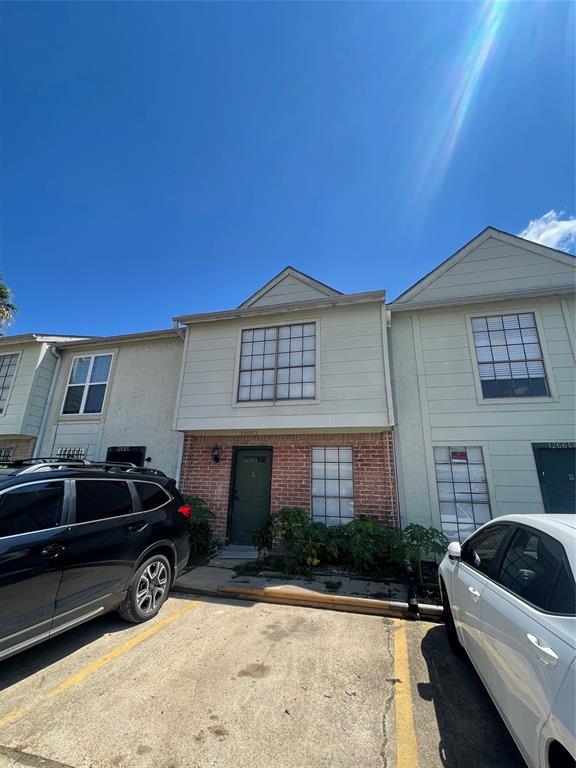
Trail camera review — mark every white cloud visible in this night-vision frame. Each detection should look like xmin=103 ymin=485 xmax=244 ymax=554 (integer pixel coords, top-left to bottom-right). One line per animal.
xmin=519 ymin=210 xmax=576 ymax=254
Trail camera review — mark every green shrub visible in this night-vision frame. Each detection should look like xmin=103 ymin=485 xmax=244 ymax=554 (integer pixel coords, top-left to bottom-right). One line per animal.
xmin=182 ymin=495 xmax=215 ymax=558
xmin=400 ymin=523 xmax=448 ymax=582
xmin=252 ymin=516 xmax=275 ymax=559
xmin=338 ymin=517 xmax=388 ymax=574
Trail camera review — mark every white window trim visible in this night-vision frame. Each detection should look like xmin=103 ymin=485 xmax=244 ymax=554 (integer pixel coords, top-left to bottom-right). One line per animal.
xmin=465 ymin=307 xmax=559 ymax=406
xmin=431 ymin=440 xmax=499 ymax=525
xmin=231 ymin=317 xmax=321 ymax=408
xmin=60 ymin=352 xmax=115 ymax=417
xmin=0 ymin=351 xmax=22 ymax=419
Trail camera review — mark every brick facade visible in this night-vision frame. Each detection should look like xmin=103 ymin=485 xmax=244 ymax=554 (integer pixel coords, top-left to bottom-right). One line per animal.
xmin=0 ymin=438 xmax=36 ymax=462
xmin=179 ymin=432 xmax=398 ymax=541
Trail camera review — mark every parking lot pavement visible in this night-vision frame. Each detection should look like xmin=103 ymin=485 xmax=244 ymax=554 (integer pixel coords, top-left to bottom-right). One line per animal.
xmin=0 ymin=596 xmax=525 ymax=768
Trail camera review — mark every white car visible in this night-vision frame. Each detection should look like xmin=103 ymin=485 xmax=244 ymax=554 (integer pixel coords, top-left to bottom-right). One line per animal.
xmin=439 ymin=514 xmax=576 ymax=768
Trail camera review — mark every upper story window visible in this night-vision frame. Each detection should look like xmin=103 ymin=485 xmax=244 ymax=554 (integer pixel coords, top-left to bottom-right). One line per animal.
xmin=0 ymin=353 xmax=19 ymax=414
xmin=62 ymin=354 xmax=113 ymax=415
xmin=238 ymin=323 xmax=316 ymax=401
xmin=471 ymin=313 xmax=549 ymax=398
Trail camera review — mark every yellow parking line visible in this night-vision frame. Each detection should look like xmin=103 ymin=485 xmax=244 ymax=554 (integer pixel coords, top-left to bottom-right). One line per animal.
xmin=0 ymin=600 xmax=199 ymax=729
xmin=393 ymin=619 xmax=419 ymax=768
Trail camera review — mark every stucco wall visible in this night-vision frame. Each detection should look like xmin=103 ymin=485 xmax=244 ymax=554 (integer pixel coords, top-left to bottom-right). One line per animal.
xmin=40 ymin=336 xmax=183 ymax=478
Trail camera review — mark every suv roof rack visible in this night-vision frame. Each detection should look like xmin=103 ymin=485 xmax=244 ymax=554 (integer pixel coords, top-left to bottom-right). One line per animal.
xmin=0 ymin=458 xmax=166 ymax=478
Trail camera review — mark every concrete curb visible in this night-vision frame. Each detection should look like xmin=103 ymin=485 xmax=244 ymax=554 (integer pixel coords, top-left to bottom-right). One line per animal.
xmin=216 ymin=583 xmax=444 ymax=620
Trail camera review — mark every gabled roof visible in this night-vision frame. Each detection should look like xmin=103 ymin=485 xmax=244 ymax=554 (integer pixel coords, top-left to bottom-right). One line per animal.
xmin=391 ymin=227 xmax=575 ymax=310
xmin=237 ymin=266 xmax=342 ymax=309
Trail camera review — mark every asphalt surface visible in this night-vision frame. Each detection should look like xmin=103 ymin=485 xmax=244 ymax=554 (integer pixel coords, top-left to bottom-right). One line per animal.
xmin=0 ymin=595 xmax=525 ymax=768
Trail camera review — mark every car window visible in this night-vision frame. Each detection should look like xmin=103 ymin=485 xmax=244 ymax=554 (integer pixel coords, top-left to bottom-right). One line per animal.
xmin=135 ymin=482 xmax=170 ymax=511
xmin=74 ymin=480 xmax=133 ymax=524
xmin=0 ymin=481 xmax=65 ymax=536
xmin=548 ymin=561 xmax=576 ymax=615
xmin=498 ymin=527 xmax=568 ymax=611
xmin=462 ymin=524 xmax=510 ymax=578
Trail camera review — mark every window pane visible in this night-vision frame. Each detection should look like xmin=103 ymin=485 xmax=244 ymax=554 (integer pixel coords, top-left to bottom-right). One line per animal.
xmin=463 ymin=524 xmax=510 ymax=577
xmin=473 ymin=313 xmax=549 ymax=399
xmin=548 ymin=562 xmax=576 ymax=615
xmin=75 ymin=480 xmax=133 ymax=523
xmin=0 ymin=481 xmax=64 ymax=536
xmin=311 ymin=446 xmax=355 ymax=525
xmin=436 ymin=446 xmax=491 ymax=538
xmin=238 ymin=387 xmax=250 ymax=400
xmin=278 ymin=326 xmax=290 ymax=339
xmin=303 ymin=323 xmax=315 ymax=336
xmin=90 ymin=354 xmax=112 ymax=383
xmin=289 ymin=383 xmax=302 ymax=399
xmin=253 ymin=329 xmax=265 ymax=341
xmin=276 ymin=384 xmax=289 ymax=398
xmin=63 ymin=385 xmax=84 ymax=414
xmin=242 ymin=329 xmax=254 ymax=342
xmin=251 ymin=370 xmax=263 ymax=386
xmin=302 ymin=383 xmax=315 ymax=398
xmin=277 ymin=368 xmax=289 ymax=384
xmin=302 ymin=350 xmax=315 ymax=365
xmin=498 ymin=529 xmax=563 ymax=610
xmin=84 ymin=384 xmax=106 ymax=413
xmin=290 ymin=337 xmax=303 ymax=352
xmin=70 ymin=357 xmax=90 ymax=385
xmin=136 ymin=482 xmax=170 ymax=511
xmin=253 ymin=341 xmax=264 ymax=355
xmin=262 ymin=385 xmax=274 ymax=399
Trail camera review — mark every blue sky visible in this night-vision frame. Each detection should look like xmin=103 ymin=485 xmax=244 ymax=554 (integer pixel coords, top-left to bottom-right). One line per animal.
xmin=1 ymin=1 xmax=574 ymax=336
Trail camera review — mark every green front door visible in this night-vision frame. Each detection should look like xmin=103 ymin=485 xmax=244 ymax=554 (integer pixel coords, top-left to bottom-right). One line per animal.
xmin=230 ymin=449 xmax=273 ymax=545
xmin=533 ymin=444 xmax=576 ymax=513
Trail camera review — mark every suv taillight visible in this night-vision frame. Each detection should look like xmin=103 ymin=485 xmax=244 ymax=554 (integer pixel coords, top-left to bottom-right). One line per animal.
xmin=178 ymin=505 xmax=192 ymax=519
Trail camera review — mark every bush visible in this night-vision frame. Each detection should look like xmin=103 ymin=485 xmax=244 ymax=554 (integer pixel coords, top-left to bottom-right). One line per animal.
xmin=182 ymin=495 xmax=215 ymax=558
xmin=337 ymin=517 xmax=388 ymax=574
xmin=252 ymin=516 xmax=275 ymax=559
xmin=400 ymin=523 xmax=448 ymax=582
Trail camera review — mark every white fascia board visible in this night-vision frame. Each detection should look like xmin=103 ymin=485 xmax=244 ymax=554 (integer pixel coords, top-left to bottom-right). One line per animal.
xmin=173 ymin=290 xmax=386 ymax=326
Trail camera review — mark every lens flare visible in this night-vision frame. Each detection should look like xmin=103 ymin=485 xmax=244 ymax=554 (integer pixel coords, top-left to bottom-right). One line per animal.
xmin=409 ymin=1 xmax=508 ymax=207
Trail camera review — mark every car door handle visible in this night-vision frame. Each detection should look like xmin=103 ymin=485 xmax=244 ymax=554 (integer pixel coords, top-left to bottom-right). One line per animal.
xmin=526 ymin=634 xmax=559 ymax=667
xmin=40 ymin=544 xmax=65 ymax=558
xmin=127 ymin=521 xmax=148 ymax=533
xmin=468 ymin=586 xmax=481 ymax=602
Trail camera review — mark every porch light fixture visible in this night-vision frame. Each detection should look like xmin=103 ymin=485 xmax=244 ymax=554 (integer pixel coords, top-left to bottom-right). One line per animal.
xmin=211 ymin=445 xmax=221 ymax=464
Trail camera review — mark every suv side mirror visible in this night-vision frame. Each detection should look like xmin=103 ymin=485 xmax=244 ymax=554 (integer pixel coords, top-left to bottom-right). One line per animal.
xmin=447 ymin=541 xmax=462 ymax=561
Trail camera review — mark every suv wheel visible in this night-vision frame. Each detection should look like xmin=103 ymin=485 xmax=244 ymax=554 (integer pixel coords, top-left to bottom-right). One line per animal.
xmin=119 ymin=554 xmax=171 ymax=623
xmin=441 ymin=582 xmax=464 ymax=655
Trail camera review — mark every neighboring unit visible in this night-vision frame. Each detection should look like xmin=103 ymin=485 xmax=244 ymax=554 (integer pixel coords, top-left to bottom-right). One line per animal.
xmin=0 ymin=333 xmax=85 ymax=462
xmin=173 ymin=267 xmax=398 ymax=544
xmin=38 ymin=329 xmax=184 ymax=478
xmin=390 ymin=228 xmax=576 ymax=540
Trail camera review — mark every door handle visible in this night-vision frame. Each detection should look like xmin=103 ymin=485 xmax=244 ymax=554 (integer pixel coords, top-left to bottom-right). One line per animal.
xmin=468 ymin=586 xmax=481 ymax=602
xmin=40 ymin=544 xmax=65 ymax=558
xmin=127 ymin=522 xmax=148 ymax=533
xmin=527 ymin=633 xmax=559 ymax=667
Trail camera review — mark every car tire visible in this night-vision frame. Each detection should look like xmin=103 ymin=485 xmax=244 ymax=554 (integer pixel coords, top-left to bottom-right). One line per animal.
xmin=118 ymin=554 xmax=171 ymax=623
xmin=441 ymin=582 xmax=464 ymax=655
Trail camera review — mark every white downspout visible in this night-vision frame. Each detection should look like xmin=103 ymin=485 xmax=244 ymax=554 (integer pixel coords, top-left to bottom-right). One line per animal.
xmin=34 ymin=345 xmax=62 ymax=458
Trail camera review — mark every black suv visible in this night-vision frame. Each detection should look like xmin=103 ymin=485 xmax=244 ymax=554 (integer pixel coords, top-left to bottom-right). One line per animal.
xmin=0 ymin=458 xmax=191 ymax=661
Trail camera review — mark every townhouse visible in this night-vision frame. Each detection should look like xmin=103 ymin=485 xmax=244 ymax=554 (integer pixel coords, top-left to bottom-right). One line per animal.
xmin=3 ymin=227 xmax=574 ymax=545
xmin=37 ymin=329 xmax=184 ymax=478
xmin=0 ymin=333 xmax=84 ymax=461
xmin=390 ymin=228 xmax=576 ymax=541
xmin=172 ymin=267 xmax=398 ymax=543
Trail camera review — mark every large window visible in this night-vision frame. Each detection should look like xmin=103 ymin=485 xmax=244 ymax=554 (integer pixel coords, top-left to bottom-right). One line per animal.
xmin=0 ymin=353 xmax=19 ymax=414
xmin=62 ymin=354 xmax=113 ymax=415
xmin=434 ymin=446 xmax=492 ymax=541
xmin=311 ymin=447 xmax=354 ymax=526
xmin=238 ymin=323 xmax=316 ymax=401
xmin=471 ymin=313 xmax=549 ymax=398
xmin=0 ymin=481 xmax=65 ymax=537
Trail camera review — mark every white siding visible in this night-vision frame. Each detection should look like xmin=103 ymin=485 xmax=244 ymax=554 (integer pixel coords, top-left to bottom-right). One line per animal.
xmin=175 ymin=302 xmax=392 ymax=432
xmin=394 ymin=236 xmax=575 ymax=307
xmin=40 ymin=337 xmax=183 ymax=477
xmin=391 ymin=294 xmax=576 ymax=527
xmin=0 ymin=342 xmax=43 ymax=437
xmin=22 ymin=344 xmax=58 ymax=435
xmin=247 ymin=275 xmax=335 ymax=308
